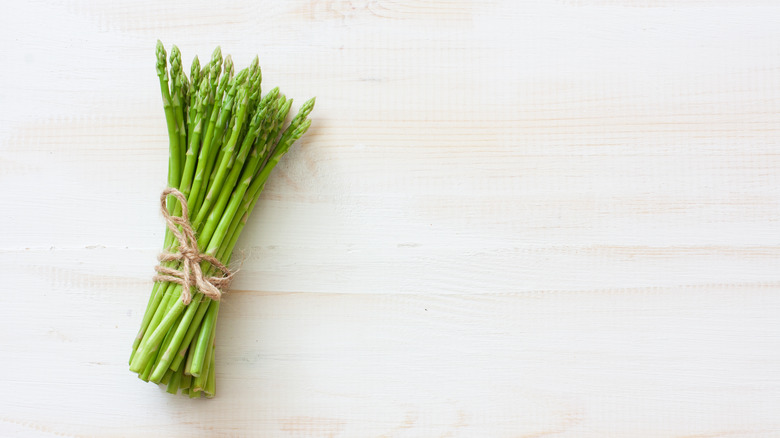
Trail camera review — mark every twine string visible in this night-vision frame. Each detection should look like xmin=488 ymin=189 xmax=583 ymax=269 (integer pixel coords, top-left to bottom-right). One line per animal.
xmin=152 ymin=188 xmax=234 ymax=305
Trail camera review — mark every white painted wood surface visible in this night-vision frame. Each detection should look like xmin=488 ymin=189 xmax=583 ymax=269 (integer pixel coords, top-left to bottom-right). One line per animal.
xmin=2 ymin=0 xmax=780 ymax=436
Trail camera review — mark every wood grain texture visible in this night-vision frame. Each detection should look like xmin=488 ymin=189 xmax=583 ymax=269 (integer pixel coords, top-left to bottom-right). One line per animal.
xmin=1 ymin=0 xmax=780 ymax=436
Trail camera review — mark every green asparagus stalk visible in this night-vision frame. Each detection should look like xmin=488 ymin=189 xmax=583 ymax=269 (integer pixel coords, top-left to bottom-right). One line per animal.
xmin=205 ymin=346 xmax=217 ymax=398
xmin=187 ymin=55 xmax=201 ymax=142
xmin=190 ymin=302 xmax=219 ymax=378
xmin=180 ymin=372 xmax=192 ymax=391
xmin=167 ymin=365 xmax=183 ymax=394
xmin=129 ymin=42 xmax=183 ymax=360
xmin=160 ymin=368 xmax=174 ymax=386
xmin=190 ymin=67 xmax=235 ymax=220
xmin=183 ymin=324 xmax=200 ymax=376
xmin=193 ymin=326 xmax=217 ymax=391
xmin=201 ymin=47 xmax=223 ymax=127
xmin=177 ymin=78 xmax=210 ymax=202
xmin=156 ymin=41 xmax=182 ymax=201
xmin=169 ymin=46 xmax=187 ymax=176
xmin=192 ymin=85 xmax=250 ymax=230
xmin=169 ymin=298 xmax=211 ymax=371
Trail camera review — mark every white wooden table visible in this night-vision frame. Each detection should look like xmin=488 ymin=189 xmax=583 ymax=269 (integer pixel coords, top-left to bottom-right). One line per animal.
xmin=2 ymin=1 xmax=780 ymax=436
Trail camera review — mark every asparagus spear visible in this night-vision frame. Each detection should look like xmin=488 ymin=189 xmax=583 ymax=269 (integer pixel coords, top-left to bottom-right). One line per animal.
xmin=131 ymin=43 xmax=182 ymax=361
xmin=155 ymin=41 xmax=182 ymax=198
xmin=189 ymin=59 xmax=236 ymax=220
xmin=195 ymin=55 xmax=236 ymax=213
xmin=195 ymin=47 xmax=223 ymax=158
xmin=178 ymin=77 xmax=210 ymax=201
xmin=187 ymin=55 xmax=201 ymax=142
xmin=205 ymin=346 xmax=217 ymax=398
xmin=169 ymin=45 xmax=187 ymax=176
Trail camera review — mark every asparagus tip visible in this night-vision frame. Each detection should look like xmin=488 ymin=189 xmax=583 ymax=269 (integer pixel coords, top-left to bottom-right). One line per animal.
xmin=190 ymin=55 xmax=201 ymax=84
xmin=156 ymin=41 xmax=167 ymax=77
xmin=297 ymin=118 xmax=312 ymax=134
xmin=223 ymin=55 xmax=234 ymax=78
xmin=170 ymin=45 xmax=182 ymax=76
xmin=279 ymin=97 xmax=292 ymax=117
xmin=299 ymin=97 xmax=316 ymax=118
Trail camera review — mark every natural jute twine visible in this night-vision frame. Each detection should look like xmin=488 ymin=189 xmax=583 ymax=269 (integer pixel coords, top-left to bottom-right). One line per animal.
xmin=153 ymin=188 xmax=235 ymax=305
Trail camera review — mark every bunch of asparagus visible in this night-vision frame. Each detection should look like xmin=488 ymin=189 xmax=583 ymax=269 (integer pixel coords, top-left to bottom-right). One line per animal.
xmin=129 ymin=41 xmax=314 ymax=398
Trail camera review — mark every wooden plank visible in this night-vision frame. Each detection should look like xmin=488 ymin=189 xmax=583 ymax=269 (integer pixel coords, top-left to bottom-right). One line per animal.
xmin=2 ymin=262 xmax=779 ymax=436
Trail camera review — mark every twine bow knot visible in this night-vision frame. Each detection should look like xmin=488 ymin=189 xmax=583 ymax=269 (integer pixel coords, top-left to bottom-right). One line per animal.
xmin=153 ymin=188 xmax=234 ymax=305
